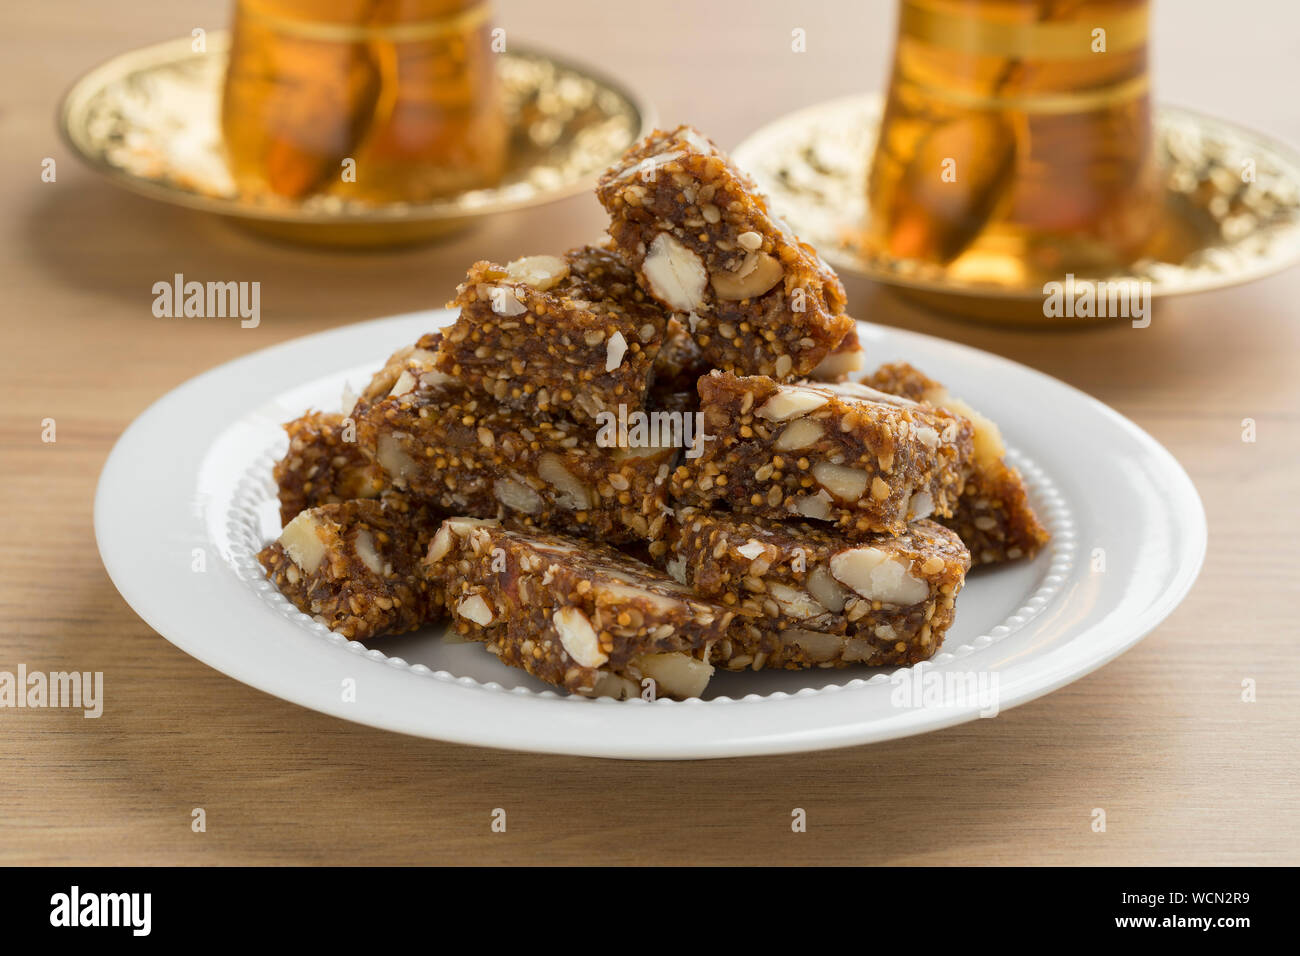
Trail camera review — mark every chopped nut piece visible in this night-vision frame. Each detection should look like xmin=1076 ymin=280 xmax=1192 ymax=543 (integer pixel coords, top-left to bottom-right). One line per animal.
xmin=805 ymin=564 xmax=849 ymax=613
xmin=791 ymin=491 xmax=832 ymax=521
xmin=553 ymin=606 xmax=607 ymax=668
xmin=634 ymin=652 xmax=713 ymax=699
xmin=772 ymin=418 xmax=825 ymax=451
xmin=390 ymin=370 xmax=417 ymax=397
xmin=458 ymin=593 xmax=495 ymax=626
xmin=426 ymin=521 xmax=455 ymax=566
xmin=755 ymin=385 xmax=830 ymax=421
xmin=782 ymin=629 xmax=843 ymax=663
xmin=494 ymin=477 xmax=543 ymax=515
xmin=642 ymin=232 xmax=708 ymax=312
xmin=605 ymin=330 xmax=628 ymax=371
xmin=280 ymin=510 xmax=327 ymax=574
xmin=811 ymin=462 xmax=870 ymax=502
xmin=490 ymin=287 xmax=526 ymax=316
xmin=710 ymin=251 xmax=784 ymax=300
xmin=590 ymin=671 xmax=641 ymax=700
xmin=504 ymin=254 xmax=570 ymax=290
xmin=767 ymin=582 xmax=828 ymax=620
xmin=537 ymin=453 xmax=594 ymax=511
xmin=909 ymin=490 xmax=935 ymax=520
xmin=354 ymin=529 xmax=383 ymax=575
xmin=375 ymin=433 xmax=418 ymax=482
xmin=829 ymin=547 xmax=929 ymax=605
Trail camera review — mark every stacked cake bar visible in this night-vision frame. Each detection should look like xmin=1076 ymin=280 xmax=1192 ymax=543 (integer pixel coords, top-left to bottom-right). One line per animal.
xmin=258 ymin=124 xmax=1049 ymax=699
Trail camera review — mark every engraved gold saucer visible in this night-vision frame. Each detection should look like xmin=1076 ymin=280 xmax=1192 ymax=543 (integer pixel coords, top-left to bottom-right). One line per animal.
xmin=60 ymin=33 xmax=653 ymax=247
xmin=733 ymin=95 xmax=1300 ymax=324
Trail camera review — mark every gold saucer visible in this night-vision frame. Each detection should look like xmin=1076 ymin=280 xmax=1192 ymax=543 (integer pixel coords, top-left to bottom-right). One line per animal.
xmin=732 ymin=94 xmax=1300 ymax=324
xmin=60 ymin=33 xmax=653 ymax=247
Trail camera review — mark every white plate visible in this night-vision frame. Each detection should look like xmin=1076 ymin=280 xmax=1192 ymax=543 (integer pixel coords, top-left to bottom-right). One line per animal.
xmin=95 ymin=311 xmax=1205 ymax=759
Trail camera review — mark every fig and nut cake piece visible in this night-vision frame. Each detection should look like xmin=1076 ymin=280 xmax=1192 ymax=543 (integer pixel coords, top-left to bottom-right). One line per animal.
xmin=272 ymin=411 xmax=387 ymax=526
xmin=259 ymin=495 xmax=445 ymax=640
xmin=355 ymin=376 xmax=678 ymax=545
xmin=666 ymin=509 xmax=970 ymax=670
xmin=436 ymin=245 xmax=669 ymax=425
xmin=670 ymin=371 xmax=974 ymax=536
xmin=596 ymin=125 xmax=853 ymax=380
xmin=427 ymin=518 xmax=734 ymax=699
xmin=863 ymin=362 xmax=1050 ymax=565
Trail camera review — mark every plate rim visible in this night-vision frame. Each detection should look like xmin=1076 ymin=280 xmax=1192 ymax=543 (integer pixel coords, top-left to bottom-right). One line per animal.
xmin=94 ymin=310 xmax=1207 ymax=759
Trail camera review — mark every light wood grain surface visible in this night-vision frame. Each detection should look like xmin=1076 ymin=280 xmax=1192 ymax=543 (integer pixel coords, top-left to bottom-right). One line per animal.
xmin=3 ymin=0 xmax=1297 ymax=866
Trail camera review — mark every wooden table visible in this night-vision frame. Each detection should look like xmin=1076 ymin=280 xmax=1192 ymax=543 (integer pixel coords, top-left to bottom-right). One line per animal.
xmin=3 ymin=0 xmax=1296 ymax=865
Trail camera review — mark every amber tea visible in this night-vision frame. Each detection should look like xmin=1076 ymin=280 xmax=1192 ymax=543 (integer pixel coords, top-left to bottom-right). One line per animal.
xmin=866 ymin=0 xmax=1160 ymax=284
xmin=221 ymin=0 xmax=507 ymax=204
